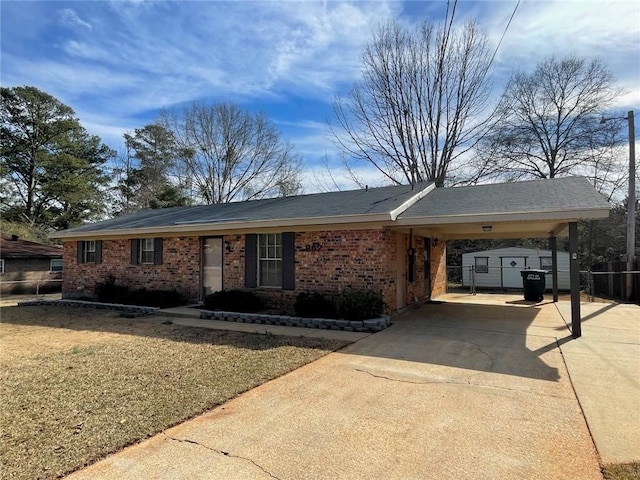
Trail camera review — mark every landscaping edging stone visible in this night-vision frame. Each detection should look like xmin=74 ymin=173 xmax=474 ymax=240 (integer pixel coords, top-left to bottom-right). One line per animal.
xmin=17 ymin=299 xmax=158 ymax=316
xmin=199 ymin=310 xmax=391 ymax=332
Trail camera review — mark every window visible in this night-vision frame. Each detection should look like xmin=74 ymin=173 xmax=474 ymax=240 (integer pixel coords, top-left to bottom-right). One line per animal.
xmin=540 ymin=257 xmax=553 ymax=270
xmin=50 ymin=259 xmax=63 ymax=272
xmin=258 ymin=233 xmax=282 ymax=287
xmin=131 ymin=238 xmax=162 ymax=265
xmin=139 ymin=238 xmax=155 ymax=264
xmin=84 ymin=241 xmax=96 ymax=263
xmin=0 ymin=259 xmax=4 ymax=274
xmin=475 ymin=257 xmax=489 ymax=274
xmin=77 ymin=240 xmax=102 ymax=264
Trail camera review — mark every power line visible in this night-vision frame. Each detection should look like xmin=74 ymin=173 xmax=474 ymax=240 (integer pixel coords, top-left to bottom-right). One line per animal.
xmin=488 ymin=0 xmax=521 ymax=70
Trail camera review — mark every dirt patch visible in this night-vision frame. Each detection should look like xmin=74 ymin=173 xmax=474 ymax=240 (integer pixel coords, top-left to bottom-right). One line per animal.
xmin=0 ymin=305 xmax=350 ymax=480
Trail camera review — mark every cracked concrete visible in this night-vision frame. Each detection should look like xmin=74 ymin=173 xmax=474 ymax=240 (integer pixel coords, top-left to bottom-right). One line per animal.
xmin=162 ymin=434 xmax=281 ymax=480
xmin=66 ymin=295 xmax=605 ymax=480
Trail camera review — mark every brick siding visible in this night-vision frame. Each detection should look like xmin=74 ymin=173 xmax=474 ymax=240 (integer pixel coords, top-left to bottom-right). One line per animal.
xmin=430 ymin=239 xmax=447 ymax=298
xmin=63 ymin=237 xmax=201 ymax=301
xmin=62 ymin=229 xmax=448 ymax=313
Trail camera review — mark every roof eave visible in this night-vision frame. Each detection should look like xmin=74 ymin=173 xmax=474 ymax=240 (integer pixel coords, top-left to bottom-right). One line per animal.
xmin=52 ymin=212 xmax=395 ymax=240
xmin=395 ymin=207 xmax=610 ymax=226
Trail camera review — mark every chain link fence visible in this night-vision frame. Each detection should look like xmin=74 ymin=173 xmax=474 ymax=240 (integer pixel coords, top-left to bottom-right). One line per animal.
xmin=0 ymin=278 xmax=63 ymax=298
xmin=447 ymin=264 xmax=640 ymax=304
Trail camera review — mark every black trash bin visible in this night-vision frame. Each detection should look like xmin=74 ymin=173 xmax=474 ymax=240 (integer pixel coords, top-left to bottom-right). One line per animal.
xmin=521 ymin=269 xmax=546 ymax=302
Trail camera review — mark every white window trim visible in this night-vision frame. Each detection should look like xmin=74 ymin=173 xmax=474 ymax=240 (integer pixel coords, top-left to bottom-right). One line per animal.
xmin=257 ymin=233 xmax=283 ymax=288
xmin=540 ymin=257 xmax=553 ymax=270
xmin=84 ymin=240 xmax=96 ymax=263
xmin=50 ymin=258 xmax=63 ymax=272
xmin=475 ymin=257 xmax=489 ymax=274
xmin=139 ymin=238 xmax=155 ymax=264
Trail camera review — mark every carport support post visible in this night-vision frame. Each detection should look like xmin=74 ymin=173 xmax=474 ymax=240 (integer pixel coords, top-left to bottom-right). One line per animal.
xmin=569 ymin=222 xmax=581 ymax=338
xmin=549 ymin=236 xmax=559 ymax=302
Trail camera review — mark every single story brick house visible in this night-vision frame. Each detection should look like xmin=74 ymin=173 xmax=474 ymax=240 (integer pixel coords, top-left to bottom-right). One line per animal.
xmin=0 ymin=236 xmax=63 ymax=294
xmin=54 ymin=177 xmax=609 ymax=315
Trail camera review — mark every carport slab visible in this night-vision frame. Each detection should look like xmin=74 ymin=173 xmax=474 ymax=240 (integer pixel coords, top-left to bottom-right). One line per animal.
xmin=67 ymin=295 xmax=602 ymax=480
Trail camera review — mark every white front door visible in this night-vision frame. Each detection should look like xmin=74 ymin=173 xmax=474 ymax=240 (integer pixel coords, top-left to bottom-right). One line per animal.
xmin=202 ymin=237 xmax=223 ymax=298
xmin=502 ymin=256 xmax=526 ymax=289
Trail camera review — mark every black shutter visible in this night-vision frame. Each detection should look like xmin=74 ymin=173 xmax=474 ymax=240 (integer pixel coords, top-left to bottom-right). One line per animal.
xmin=154 ymin=238 xmax=163 ymax=265
xmin=77 ymin=241 xmax=84 ymax=264
xmin=282 ymin=232 xmax=295 ymax=290
xmin=131 ymin=239 xmax=139 ymax=265
xmin=95 ymin=240 xmax=103 ymax=264
xmin=245 ymin=234 xmax=257 ymax=288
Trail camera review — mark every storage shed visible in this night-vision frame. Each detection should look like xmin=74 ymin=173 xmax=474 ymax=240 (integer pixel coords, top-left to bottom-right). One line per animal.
xmin=462 ymin=247 xmax=570 ymax=291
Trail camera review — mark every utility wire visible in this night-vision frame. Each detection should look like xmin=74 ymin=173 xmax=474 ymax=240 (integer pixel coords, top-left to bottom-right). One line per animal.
xmin=487 ymin=0 xmax=521 ymax=70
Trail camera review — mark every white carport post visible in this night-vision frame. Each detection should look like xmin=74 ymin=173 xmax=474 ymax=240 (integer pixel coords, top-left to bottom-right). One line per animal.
xmin=569 ymin=222 xmax=581 ymax=338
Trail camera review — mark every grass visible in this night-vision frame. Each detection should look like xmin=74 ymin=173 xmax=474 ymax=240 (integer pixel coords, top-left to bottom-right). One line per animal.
xmin=603 ymin=462 xmax=640 ymax=480
xmin=0 ymin=306 xmax=350 ymax=480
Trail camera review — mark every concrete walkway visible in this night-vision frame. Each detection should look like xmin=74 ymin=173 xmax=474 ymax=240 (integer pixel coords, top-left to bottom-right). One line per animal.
xmin=555 ymin=301 xmax=640 ymax=464
xmin=67 ymin=295 xmax=611 ymax=480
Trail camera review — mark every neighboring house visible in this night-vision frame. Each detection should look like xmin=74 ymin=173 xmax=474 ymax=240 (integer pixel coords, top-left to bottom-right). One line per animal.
xmin=54 ymin=177 xmax=609 ymax=314
xmin=0 ymin=236 xmax=63 ymax=294
xmin=462 ymin=247 xmax=571 ymax=291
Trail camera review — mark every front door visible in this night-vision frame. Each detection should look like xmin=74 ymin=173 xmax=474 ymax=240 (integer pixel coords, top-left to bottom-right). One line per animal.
xmin=202 ymin=237 xmax=223 ymax=298
xmin=502 ymin=256 xmax=526 ymax=289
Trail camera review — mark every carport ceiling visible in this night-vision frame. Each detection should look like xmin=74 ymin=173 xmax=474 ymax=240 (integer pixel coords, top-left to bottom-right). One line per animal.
xmin=409 ymin=219 xmax=574 ymax=240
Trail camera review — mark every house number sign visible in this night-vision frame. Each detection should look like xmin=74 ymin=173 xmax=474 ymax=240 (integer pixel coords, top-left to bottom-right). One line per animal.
xmin=304 ymin=243 xmax=322 ymax=252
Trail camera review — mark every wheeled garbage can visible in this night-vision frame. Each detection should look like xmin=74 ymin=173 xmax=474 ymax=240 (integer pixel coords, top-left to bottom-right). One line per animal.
xmin=520 ymin=269 xmax=546 ymax=302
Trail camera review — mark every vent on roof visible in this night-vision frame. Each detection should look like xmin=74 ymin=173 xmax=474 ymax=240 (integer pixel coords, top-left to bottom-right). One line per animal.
xmin=11 ymin=235 xmax=19 ymax=241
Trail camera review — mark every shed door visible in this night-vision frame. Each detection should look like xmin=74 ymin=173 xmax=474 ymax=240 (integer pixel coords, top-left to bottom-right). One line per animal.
xmin=202 ymin=237 xmax=223 ymax=298
xmin=502 ymin=256 xmax=526 ymax=289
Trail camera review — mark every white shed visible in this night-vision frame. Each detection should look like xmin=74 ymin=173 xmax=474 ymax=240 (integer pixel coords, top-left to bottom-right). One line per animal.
xmin=461 ymin=247 xmax=570 ymax=291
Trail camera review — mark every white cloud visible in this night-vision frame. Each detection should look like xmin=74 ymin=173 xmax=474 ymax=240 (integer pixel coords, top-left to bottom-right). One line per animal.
xmin=60 ymin=8 xmax=92 ymax=31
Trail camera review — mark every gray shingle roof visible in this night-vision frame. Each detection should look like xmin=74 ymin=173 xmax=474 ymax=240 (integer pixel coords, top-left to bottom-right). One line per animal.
xmin=61 ymin=182 xmax=433 ymax=235
xmin=398 ymin=177 xmax=610 ymax=219
xmin=1 ymin=237 xmax=62 ymax=258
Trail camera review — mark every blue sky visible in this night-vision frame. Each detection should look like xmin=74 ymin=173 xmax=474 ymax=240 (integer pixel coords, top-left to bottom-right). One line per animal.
xmin=2 ymin=0 xmax=639 ymax=191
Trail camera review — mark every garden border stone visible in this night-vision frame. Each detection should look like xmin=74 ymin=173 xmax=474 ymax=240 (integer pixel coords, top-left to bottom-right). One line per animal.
xmin=199 ymin=310 xmax=391 ymax=333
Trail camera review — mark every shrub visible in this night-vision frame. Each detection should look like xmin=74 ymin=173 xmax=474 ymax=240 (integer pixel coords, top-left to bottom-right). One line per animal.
xmin=95 ymin=276 xmax=130 ymax=304
xmin=95 ymin=276 xmax=185 ymax=308
xmin=294 ymin=292 xmax=338 ymax=319
xmin=203 ymin=289 xmax=262 ymax=313
xmin=338 ymin=289 xmax=387 ymax=321
xmin=130 ymin=288 xmax=185 ymax=309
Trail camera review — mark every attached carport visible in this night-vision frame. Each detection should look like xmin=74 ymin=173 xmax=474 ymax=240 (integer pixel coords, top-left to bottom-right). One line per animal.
xmin=395 ymin=177 xmax=611 ymax=338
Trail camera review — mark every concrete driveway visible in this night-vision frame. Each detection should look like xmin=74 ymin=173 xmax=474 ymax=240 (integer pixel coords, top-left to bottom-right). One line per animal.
xmin=68 ymin=295 xmax=604 ymax=480
xmin=555 ymin=301 xmax=640 ymax=464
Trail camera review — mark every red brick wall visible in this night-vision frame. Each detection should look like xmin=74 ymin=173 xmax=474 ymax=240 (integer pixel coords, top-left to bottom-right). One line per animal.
xmin=63 ymin=237 xmax=201 ymax=301
xmin=222 ymin=229 xmax=399 ymax=313
xmin=430 ymin=239 xmax=447 ymax=298
xmin=62 ymin=229 xmax=423 ymax=313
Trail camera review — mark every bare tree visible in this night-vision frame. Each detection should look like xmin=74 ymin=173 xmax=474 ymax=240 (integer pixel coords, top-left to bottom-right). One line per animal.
xmin=160 ymin=102 xmax=302 ymax=204
xmin=332 ymin=9 xmax=494 ymax=187
xmin=477 ymin=56 xmax=625 ymax=197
